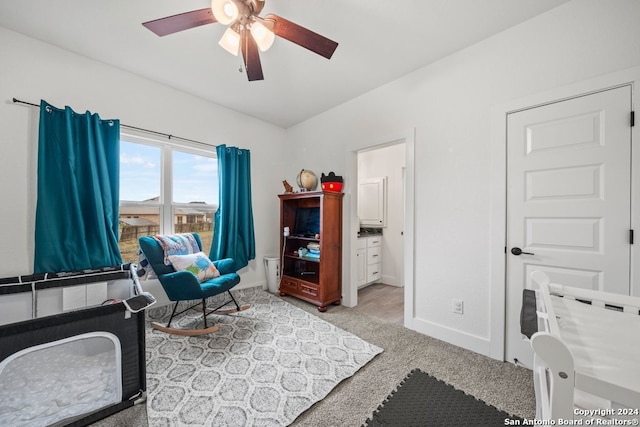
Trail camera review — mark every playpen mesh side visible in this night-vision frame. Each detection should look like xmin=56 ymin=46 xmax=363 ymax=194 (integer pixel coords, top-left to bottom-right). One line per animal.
xmin=0 ymin=332 xmax=121 ymax=426
xmin=0 ymin=303 xmax=145 ymax=426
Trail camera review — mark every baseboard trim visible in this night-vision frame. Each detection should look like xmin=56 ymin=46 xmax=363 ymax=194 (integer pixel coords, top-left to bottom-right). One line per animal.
xmin=411 ymin=317 xmax=491 ymax=358
xmin=381 ymin=275 xmax=401 ymax=287
xmin=236 ymin=280 xmax=266 ymax=291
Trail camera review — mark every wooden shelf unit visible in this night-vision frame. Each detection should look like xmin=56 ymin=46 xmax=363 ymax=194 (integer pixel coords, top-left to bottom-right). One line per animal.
xmin=278 ymin=191 xmax=343 ymax=312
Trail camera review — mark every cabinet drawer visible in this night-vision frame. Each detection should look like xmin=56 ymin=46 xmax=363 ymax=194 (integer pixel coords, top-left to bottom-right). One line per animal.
xmin=299 ymin=282 xmax=319 ymax=298
xmin=367 ymin=236 xmax=382 ymax=248
xmin=367 ymin=263 xmax=381 ymax=283
xmin=281 ymin=276 xmax=298 ymax=292
xmin=367 ymin=246 xmax=381 ymax=265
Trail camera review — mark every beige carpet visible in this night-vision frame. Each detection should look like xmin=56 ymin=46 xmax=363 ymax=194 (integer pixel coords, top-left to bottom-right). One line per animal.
xmin=92 ymin=291 xmax=535 ymax=426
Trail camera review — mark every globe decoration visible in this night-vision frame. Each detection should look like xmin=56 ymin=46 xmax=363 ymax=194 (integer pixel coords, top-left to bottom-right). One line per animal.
xmin=296 ymin=169 xmax=318 ymax=191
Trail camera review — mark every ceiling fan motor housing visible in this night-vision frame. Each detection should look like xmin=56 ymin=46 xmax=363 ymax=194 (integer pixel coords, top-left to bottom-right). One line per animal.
xmin=225 ymin=0 xmax=263 ymax=26
xmin=245 ymin=0 xmax=265 ymax=16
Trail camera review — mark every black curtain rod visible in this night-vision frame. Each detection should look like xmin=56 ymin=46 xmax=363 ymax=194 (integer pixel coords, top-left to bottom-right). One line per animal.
xmin=12 ymin=97 xmax=216 ymax=149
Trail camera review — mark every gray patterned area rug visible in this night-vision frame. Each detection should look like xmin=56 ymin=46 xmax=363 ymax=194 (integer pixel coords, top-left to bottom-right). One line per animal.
xmin=145 ymin=287 xmax=383 ymax=426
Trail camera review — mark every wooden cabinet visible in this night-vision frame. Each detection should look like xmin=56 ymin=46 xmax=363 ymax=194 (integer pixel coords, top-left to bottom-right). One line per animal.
xmin=278 ymin=191 xmax=343 ymax=312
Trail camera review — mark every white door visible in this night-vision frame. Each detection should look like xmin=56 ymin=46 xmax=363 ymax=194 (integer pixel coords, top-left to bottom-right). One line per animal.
xmin=505 ymin=85 xmax=633 ymax=368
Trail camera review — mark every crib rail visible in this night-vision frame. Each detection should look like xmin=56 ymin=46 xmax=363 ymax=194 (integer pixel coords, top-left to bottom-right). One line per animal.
xmin=546 ymin=282 xmax=640 ymax=315
xmin=533 ymin=280 xmax=640 ymax=421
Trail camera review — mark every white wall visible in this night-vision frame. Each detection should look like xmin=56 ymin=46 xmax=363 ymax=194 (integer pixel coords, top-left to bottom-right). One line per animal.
xmin=358 ymin=143 xmax=406 ymax=286
xmin=285 ymin=0 xmax=640 ymax=357
xmin=3 ymin=0 xmax=640 ymax=358
xmin=0 ymin=27 xmax=286 ymax=294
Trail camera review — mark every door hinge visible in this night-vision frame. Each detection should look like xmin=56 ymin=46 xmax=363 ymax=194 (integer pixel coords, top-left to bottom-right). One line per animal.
xmin=631 ymin=229 xmax=635 ymax=245
xmin=631 ymin=111 xmax=635 ymax=127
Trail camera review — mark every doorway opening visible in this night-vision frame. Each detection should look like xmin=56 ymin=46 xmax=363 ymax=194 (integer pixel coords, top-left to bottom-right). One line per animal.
xmin=348 ymin=131 xmax=415 ymax=328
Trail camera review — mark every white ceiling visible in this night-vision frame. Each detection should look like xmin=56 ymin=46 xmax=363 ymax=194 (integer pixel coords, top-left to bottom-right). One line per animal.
xmin=0 ymin=0 xmax=569 ymax=128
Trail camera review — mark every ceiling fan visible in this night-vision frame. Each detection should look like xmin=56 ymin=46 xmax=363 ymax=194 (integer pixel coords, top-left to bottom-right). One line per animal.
xmin=142 ymin=0 xmax=339 ymax=81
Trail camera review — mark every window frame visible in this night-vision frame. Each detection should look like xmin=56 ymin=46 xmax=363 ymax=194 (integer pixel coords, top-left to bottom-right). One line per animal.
xmin=118 ymin=132 xmax=218 ymax=258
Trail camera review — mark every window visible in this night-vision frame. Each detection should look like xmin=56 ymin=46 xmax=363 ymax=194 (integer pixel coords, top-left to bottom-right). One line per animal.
xmin=118 ymin=134 xmax=218 ymax=263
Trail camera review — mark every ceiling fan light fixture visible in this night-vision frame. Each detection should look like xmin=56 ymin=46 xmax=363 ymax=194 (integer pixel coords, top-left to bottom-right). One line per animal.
xmin=250 ymin=20 xmax=275 ymax=52
xmin=219 ymin=26 xmax=240 ymax=55
xmin=143 ymin=1 xmax=339 ymax=81
xmin=211 ymin=0 xmax=238 ymax=25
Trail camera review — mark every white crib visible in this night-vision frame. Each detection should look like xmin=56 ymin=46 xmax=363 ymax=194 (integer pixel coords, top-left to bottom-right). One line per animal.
xmin=530 ymin=271 xmax=640 ymax=423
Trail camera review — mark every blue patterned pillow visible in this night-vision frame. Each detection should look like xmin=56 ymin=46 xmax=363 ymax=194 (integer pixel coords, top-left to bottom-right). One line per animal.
xmin=168 ymin=252 xmax=220 ymax=282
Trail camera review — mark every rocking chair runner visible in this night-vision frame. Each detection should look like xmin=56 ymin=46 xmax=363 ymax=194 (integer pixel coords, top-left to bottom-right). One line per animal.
xmin=139 ymin=233 xmax=249 ymax=335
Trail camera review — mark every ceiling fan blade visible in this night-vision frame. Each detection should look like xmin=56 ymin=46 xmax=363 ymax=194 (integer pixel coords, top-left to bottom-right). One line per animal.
xmin=143 ymin=8 xmax=217 ymax=37
xmin=264 ymin=13 xmax=338 ymax=59
xmin=241 ymin=28 xmax=264 ymax=81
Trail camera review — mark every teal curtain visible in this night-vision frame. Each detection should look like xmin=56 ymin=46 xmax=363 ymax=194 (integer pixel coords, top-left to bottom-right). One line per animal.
xmin=209 ymin=144 xmax=256 ymax=270
xmin=34 ymin=100 xmax=122 ymax=273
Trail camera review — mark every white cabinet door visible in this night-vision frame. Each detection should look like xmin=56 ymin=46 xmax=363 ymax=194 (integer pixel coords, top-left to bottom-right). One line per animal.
xmin=365 ymin=236 xmax=382 ymax=284
xmin=356 ymin=236 xmax=383 ymax=287
xmin=367 ymin=246 xmax=381 ymax=265
xmin=358 ymin=177 xmax=386 ymax=226
xmin=356 ymin=248 xmax=367 ymax=287
xmin=366 ymin=263 xmax=382 ymax=283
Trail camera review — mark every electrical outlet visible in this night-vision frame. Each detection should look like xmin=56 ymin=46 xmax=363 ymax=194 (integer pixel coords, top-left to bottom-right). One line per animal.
xmin=452 ymin=299 xmax=464 ymax=315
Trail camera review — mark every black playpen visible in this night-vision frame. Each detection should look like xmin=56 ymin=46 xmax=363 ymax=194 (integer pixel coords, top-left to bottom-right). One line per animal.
xmin=0 ymin=264 xmax=152 ymax=426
